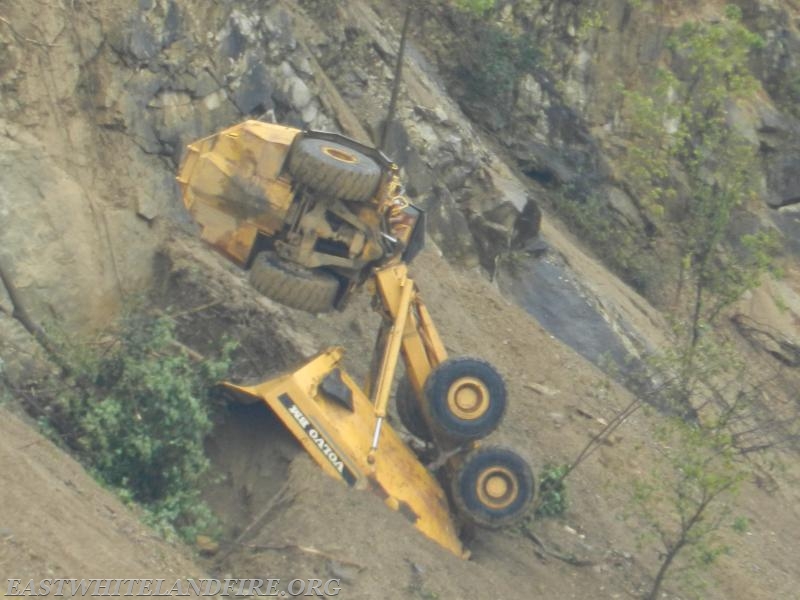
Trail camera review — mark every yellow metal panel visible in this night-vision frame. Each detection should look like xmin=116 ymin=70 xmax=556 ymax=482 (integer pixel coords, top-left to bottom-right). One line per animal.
xmin=242 ymin=122 xmax=298 ymax=179
xmin=222 ymin=348 xmax=467 ymax=558
xmin=245 ymin=121 xmax=300 ymax=146
xmin=414 ymin=297 xmax=448 ymax=365
xmin=190 ymin=203 xmax=257 ymax=265
xmin=177 ymin=121 xmax=301 ymax=265
xmin=260 ymin=179 xmax=294 ymax=216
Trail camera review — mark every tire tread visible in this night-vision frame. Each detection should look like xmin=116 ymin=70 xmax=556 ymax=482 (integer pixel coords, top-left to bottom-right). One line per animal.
xmin=249 ymin=251 xmax=340 ymax=314
xmin=289 ymin=138 xmax=382 ymax=202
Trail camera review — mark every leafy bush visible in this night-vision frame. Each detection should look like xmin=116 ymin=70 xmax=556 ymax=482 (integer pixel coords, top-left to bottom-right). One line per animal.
xmin=453 ymin=22 xmax=538 ymax=118
xmin=47 ymin=315 xmax=233 ymax=541
xmin=535 ymin=463 xmax=569 ymax=518
xmin=629 ymin=418 xmax=745 ymax=600
xmin=455 ymin=0 xmax=495 ymax=15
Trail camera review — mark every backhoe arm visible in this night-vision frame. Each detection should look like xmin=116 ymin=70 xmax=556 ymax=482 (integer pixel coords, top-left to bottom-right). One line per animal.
xmin=373 ymin=263 xmax=447 ymax=395
xmin=365 ymin=263 xmax=449 ymax=458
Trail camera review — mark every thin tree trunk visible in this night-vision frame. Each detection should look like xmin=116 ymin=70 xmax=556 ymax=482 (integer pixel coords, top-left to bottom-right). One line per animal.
xmin=646 ymin=540 xmax=684 ymax=600
xmin=689 ymin=275 xmax=704 ymax=350
xmin=564 ymin=396 xmax=642 ymax=478
xmin=678 ymin=271 xmax=705 ymax=411
xmin=646 ymin=492 xmax=721 ymax=600
xmin=0 ymin=261 xmax=69 ymax=373
xmin=379 ymin=6 xmax=412 ymax=150
xmin=674 ymin=258 xmax=685 ymax=309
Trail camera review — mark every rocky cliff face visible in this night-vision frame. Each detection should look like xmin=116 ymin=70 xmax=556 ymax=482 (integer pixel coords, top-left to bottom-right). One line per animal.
xmin=0 ymin=0 xmax=335 ymax=372
xmin=1 ymin=0 xmax=798 ymax=379
xmin=398 ymin=0 xmax=800 ymax=366
xmin=423 ymin=0 xmax=800 ymax=214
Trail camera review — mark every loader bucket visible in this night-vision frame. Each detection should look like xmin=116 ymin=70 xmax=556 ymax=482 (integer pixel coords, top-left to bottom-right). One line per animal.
xmin=220 ymin=347 xmax=468 ymax=558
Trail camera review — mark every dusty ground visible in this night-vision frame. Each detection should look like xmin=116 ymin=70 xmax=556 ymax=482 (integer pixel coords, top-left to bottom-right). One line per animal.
xmin=0 ymin=407 xmax=205 ymax=582
xmin=2 ymin=233 xmax=799 ymax=599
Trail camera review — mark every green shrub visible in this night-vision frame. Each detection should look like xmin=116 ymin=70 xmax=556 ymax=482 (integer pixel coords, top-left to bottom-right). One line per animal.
xmin=454 ymin=23 xmax=538 ymax=116
xmin=732 ymin=516 xmax=750 ymax=534
xmin=535 ymin=463 xmax=569 ymax=518
xmin=455 ymin=0 xmax=495 ymax=15
xmin=47 ymin=315 xmax=233 ymax=541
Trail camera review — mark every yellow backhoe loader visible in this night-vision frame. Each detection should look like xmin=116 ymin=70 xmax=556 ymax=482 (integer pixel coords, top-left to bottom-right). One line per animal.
xmin=177 ymin=121 xmax=535 ymax=558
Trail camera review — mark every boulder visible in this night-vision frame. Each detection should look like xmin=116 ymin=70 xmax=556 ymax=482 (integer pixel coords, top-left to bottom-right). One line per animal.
xmin=422 ymin=186 xmax=480 ymax=268
xmin=0 ymin=124 xmax=158 ymax=332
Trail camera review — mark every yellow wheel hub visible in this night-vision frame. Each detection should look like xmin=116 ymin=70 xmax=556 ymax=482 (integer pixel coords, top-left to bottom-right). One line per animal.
xmin=446 ymin=377 xmax=490 ymax=421
xmin=322 ymin=146 xmax=359 ymax=164
xmin=476 ymin=467 xmax=518 ymax=510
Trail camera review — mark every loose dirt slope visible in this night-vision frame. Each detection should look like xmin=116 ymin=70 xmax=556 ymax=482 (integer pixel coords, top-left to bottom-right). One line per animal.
xmin=0 ymin=408 xmax=205 ymax=582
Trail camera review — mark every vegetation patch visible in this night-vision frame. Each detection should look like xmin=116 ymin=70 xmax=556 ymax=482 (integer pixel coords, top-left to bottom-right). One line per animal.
xmin=436 ymin=1 xmax=538 ymax=124
xmin=628 ymin=416 xmax=746 ymax=600
xmin=534 ymin=463 xmax=569 ymax=518
xmin=36 ymin=314 xmax=234 ymax=541
xmin=454 ymin=0 xmax=495 ymax=15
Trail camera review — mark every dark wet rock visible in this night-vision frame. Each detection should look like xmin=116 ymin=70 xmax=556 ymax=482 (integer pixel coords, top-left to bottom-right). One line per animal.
xmin=379 ymin=120 xmax=437 ymax=197
xmin=380 ymin=119 xmax=412 ymax=167
xmin=128 ymin=17 xmax=161 ymax=63
xmin=403 ymin=151 xmax=435 ymax=198
xmin=108 ymin=0 xmax=183 ymax=66
xmin=772 ymin=207 xmax=800 ymax=256
xmin=422 ymin=186 xmax=480 ymax=267
xmin=175 ymin=70 xmax=220 ymax=99
xmin=470 ymin=213 xmax=515 ymax=272
xmin=512 ymin=198 xmax=543 ymax=250
xmin=220 ymin=18 xmax=249 ymax=62
xmin=510 ymin=140 xmax=575 ymax=187
xmin=484 ymin=201 xmax=523 ymax=236
xmin=603 ymin=185 xmax=645 ymax=229
xmin=231 ymin=61 xmax=275 ymax=116
xmin=442 ymin=164 xmax=474 ymax=191
xmin=750 ymin=101 xmax=800 ymax=208
xmin=764 ymin=150 xmax=800 ymax=208
xmin=733 ymin=314 xmax=800 ymax=367
xmin=497 ymin=253 xmax=638 ymax=374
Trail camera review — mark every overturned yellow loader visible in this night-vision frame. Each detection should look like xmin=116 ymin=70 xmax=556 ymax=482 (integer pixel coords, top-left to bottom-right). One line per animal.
xmin=179 ymin=121 xmax=536 ymax=558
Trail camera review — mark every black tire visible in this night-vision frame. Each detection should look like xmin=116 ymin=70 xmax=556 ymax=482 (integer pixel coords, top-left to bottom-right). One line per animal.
xmin=450 ymin=446 xmax=535 ymax=529
xmin=423 ymin=358 xmax=507 ymax=444
xmin=249 ymin=251 xmax=340 ymax=314
xmin=288 ymin=137 xmax=382 ymax=202
xmin=395 ymin=376 xmax=432 ymax=441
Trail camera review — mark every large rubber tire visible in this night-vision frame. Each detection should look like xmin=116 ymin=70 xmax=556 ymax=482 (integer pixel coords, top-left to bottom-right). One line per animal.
xmin=249 ymin=251 xmax=340 ymax=314
xmin=423 ymin=358 xmax=507 ymax=444
xmin=288 ymin=137 xmax=382 ymax=202
xmin=395 ymin=376 xmax=433 ymax=442
xmin=450 ymin=446 xmax=535 ymax=529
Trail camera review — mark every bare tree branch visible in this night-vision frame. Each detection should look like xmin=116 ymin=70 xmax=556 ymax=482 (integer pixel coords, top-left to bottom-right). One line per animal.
xmin=0 ymin=261 xmax=69 ymax=372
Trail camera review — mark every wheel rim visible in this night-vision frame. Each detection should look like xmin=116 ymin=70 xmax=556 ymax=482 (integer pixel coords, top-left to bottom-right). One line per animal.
xmin=475 ymin=466 xmax=519 ymax=510
xmin=446 ymin=376 xmax=491 ymax=421
xmin=322 ymin=146 xmax=359 ymax=164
